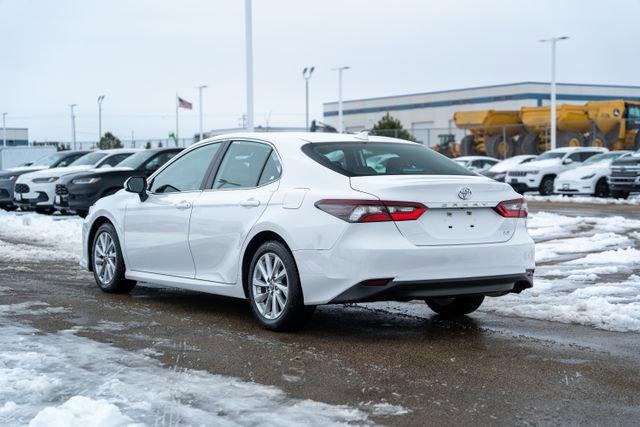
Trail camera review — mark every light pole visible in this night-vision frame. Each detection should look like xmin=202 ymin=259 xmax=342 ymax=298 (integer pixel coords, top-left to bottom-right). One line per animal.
xmin=540 ymin=36 xmax=569 ymax=150
xmin=69 ymin=104 xmax=77 ymax=151
xmin=97 ymin=95 xmax=105 ymax=142
xmin=245 ymin=0 xmax=254 ymax=131
xmin=196 ymin=85 xmax=207 ymax=141
xmin=302 ymin=67 xmax=315 ymax=131
xmin=332 ymin=66 xmax=350 ymax=133
xmin=2 ymin=112 xmax=6 ymax=147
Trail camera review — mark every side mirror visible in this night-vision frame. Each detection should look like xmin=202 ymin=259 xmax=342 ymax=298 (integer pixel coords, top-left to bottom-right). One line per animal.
xmin=563 ymin=158 xmax=574 ymax=165
xmin=124 ymin=176 xmax=148 ymax=201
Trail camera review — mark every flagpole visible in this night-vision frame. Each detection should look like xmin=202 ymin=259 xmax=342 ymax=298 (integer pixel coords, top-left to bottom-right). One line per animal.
xmin=175 ymin=93 xmax=179 ymax=146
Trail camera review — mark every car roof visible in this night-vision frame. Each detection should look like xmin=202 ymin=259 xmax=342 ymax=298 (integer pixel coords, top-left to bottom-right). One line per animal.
xmin=547 ymin=147 xmax=608 ymax=153
xmin=455 ymin=156 xmax=498 ymax=161
xmin=200 ymin=132 xmax=416 ymax=147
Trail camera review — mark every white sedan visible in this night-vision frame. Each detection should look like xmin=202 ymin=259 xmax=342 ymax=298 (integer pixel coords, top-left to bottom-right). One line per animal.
xmin=453 ymin=156 xmax=500 ymax=173
xmin=554 ymin=151 xmax=632 ymax=197
xmin=81 ymin=133 xmax=535 ymax=331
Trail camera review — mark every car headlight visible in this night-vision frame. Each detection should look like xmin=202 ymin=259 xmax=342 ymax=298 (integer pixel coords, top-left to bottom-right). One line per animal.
xmin=0 ymin=175 xmax=17 ymax=182
xmin=72 ymin=177 xmax=101 ymax=185
xmin=493 ymin=173 xmax=506 ymax=180
xmin=581 ymin=173 xmax=596 ymax=180
xmin=528 ymin=170 xmax=539 ymax=175
xmin=32 ymin=176 xmax=59 ymax=183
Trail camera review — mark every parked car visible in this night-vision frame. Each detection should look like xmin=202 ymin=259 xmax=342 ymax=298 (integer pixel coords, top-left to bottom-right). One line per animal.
xmin=14 ymin=149 xmax=139 ymax=214
xmin=554 ymin=151 xmax=632 ymax=197
xmin=453 ymin=156 xmax=499 ymax=173
xmin=55 ymin=148 xmax=182 ymax=217
xmin=609 ymin=149 xmax=640 ymax=198
xmin=506 ymin=147 xmax=607 ymax=195
xmin=0 ymin=151 xmax=90 ymax=211
xmin=81 ymin=133 xmax=535 ymax=331
xmin=481 ymin=155 xmax=537 ymax=182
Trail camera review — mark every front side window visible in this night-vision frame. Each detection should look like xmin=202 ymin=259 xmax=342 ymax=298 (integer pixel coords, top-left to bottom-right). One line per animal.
xmin=567 ymin=152 xmax=583 ymax=162
xmin=70 ymin=152 xmax=108 ymax=166
xmin=54 ymin=152 xmax=86 ymax=167
xmin=213 ymin=141 xmax=273 ymax=189
xmin=150 ymin=143 xmax=221 ymax=193
xmin=144 ymin=152 xmax=179 ymax=173
xmin=99 ymin=153 xmax=133 ymax=167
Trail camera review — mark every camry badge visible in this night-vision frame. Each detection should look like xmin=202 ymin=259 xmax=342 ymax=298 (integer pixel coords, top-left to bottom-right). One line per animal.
xmin=458 ymin=187 xmax=472 ymax=200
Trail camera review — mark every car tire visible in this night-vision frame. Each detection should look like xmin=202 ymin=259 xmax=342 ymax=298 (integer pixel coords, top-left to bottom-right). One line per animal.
xmin=610 ymin=190 xmax=630 ymax=200
xmin=91 ymin=223 xmax=137 ymax=294
xmin=35 ymin=207 xmax=54 ymax=215
xmin=594 ymin=178 xmax=609 ymax=198
xmin=247 ymin=241 xmax=315 ymax=331
xmin=539 ymin=176 xmax=555 ymax=196
xmin=76 ymin=209 xmax=88 ymax=218
xmin=425 ymin=295 xmax=484 ymax=316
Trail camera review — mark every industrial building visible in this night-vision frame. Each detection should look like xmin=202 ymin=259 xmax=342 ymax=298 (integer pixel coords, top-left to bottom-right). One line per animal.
xmin=1 ymin=128 xmax=29 ymax=146
xmin=322 ymin=82 xmax=640 ymax=147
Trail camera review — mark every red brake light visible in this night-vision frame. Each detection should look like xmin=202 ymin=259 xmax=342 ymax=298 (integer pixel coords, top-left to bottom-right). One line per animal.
xmin=315 ymin=199 xmax=427 ymax=223
xmin=494 ymin=198 xmax=528 ymax=218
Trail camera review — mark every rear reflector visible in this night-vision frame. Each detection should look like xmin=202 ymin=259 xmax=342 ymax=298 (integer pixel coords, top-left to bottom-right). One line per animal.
xmin=494 ymin=198 xmax=528 ymax=218
xmin=315 ymin=199 xmax=427 ymax=223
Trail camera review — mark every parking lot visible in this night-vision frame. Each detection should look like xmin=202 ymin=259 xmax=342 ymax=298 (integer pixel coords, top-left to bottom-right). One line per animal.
xmin=1 ymin=200 xmax=639 ymax=425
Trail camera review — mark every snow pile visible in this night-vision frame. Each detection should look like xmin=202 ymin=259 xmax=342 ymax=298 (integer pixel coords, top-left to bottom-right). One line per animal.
xmin=526 ymin=194 xmax=640 ymax=205
xmin=28 ymin=396 xmax=135 ymax=427
xmin=0 ymin=314 xmax=375 ymax=426
xmin=0 ymin=211 xmax=83 ymax=261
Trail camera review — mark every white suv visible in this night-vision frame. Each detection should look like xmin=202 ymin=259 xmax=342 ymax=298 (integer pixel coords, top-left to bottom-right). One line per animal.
xmin=506 ymin=147 xmax=608 ymax=195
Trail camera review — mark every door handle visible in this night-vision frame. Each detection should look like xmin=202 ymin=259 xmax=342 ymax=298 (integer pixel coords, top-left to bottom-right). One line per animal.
xmin=240 ymin=198 xmax=260 ymax=207
xmin=174 ymin=200 xmax=192 ymax=210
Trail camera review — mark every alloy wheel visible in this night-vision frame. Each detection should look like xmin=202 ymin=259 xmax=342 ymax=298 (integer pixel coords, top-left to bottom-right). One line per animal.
xmin=252 ymin=252 xmax=289 ymax=320
xmin=94 ymin=232 xmax=117 ymax=285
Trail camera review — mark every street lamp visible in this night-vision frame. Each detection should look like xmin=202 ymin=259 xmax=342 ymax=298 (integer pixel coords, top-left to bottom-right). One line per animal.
xmin=2 ymin=112 xmax=6 ymax=147
xmin=97 ymin=95 xmax=105 ymax=142
xmin=196 ymin=85 xmax=207 ymax=141
xmin=540 ymin=36 xmax=569 ymax=150
xmin=302 ymin=67 xmax=315 ymax=131
xmin=245 ymin=0 xmax=254 ymax=131
xmin=332 ymin=66 xmax=350 ymax=133
xmin=69 ymin=104 xmax=77 ymax=151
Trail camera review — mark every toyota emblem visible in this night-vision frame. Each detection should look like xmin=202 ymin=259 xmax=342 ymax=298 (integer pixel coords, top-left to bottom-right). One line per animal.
xmin=458 ymin=187 xmax=472 ymax=200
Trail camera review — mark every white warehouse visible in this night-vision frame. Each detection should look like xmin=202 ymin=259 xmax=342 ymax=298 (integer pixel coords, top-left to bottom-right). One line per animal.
xmin=322 ymin=82 xmax=640 ymax=147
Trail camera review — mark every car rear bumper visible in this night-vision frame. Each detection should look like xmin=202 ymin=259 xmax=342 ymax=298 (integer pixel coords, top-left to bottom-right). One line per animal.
xmin=294 ymin=220 xmax=535 ymax=305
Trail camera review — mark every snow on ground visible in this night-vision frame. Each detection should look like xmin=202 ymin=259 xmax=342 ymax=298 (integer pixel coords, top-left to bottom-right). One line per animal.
xmin=526 ymin=193 xmax=640 ymax=205
xmin=0 ymin=307 xmax=381 ymax=426
xmin=0 ymin=211 xmax=82 ymax=262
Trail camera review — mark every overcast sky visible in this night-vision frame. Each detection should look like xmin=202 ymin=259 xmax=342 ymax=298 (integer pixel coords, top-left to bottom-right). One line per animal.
xmin=1 ymin=0 xmax=639 ymax=142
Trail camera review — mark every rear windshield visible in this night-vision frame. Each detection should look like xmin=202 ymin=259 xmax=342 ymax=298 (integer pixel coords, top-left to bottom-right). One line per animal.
xmin=302 ymin=142 xmax=474 ymax=177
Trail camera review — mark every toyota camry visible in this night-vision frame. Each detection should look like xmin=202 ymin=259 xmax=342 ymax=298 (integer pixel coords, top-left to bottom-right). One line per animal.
xmin=81 ymin=133 xmax=535 ymax=331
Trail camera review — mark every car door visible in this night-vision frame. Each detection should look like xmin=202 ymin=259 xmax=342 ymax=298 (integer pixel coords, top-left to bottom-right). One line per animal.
xmin=124 ymin=142 xmax=223 ymax=278
xmin=189 ymin=140 xmax=281 ymax=283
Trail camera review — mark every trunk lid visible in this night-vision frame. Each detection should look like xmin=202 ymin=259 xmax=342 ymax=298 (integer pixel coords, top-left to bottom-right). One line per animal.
xmin=350 ymin=175 xmax=518 ymax=246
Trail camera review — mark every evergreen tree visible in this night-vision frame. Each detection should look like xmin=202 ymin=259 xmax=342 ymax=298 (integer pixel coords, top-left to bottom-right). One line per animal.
xmin=371 ymin=113 xmax=416 ymax=141
xmin=144 ymin=141 xmax=152 ymax=149
xmin=98 ymin=132 xmax=123 ymax=149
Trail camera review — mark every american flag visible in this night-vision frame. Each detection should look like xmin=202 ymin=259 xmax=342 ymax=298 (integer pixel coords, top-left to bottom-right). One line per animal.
xmin=177 ymin=96 xmax=193 ymax=110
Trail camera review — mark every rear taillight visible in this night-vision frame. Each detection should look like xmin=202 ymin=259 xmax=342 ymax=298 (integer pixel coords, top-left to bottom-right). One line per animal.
xmin=315 ymin=199 xmax=427 ymax=223
xmin=494 ymin=198 xmax=528 ymax=218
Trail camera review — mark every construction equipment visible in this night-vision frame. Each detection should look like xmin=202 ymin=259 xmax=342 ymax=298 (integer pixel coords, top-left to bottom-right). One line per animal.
xmin=519 ymin=104 xmax=592 ymax=154
xmin=453 ymin=110 xmax=523 ymax=158
xmin=433 ymin=134 xmax=460 ymax=158
xmin=584 ymin=100 xmax=640 ymax=150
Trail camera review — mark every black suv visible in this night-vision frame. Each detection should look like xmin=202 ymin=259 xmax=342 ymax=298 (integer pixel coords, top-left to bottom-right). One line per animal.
xmin=609 ymin=151 xmax=640 ymax=198
xmin=54 ymin=148 xmax=182 ymax=216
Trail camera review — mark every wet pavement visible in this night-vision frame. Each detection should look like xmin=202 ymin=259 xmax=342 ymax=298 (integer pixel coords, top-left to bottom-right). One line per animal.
xmin=1 ymin=203 xmax=639 ymax=425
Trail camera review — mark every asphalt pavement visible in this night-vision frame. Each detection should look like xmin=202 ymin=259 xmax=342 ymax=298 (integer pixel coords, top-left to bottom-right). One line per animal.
xmin=1 ymin=202 xmax=639 ymax=425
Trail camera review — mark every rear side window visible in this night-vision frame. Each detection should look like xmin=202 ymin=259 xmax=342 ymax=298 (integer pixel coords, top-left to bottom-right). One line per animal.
xmin=213 ymin=141 xmax=272 ymax=189
xmin=302 ymin=142 xmax=474 ymax=176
